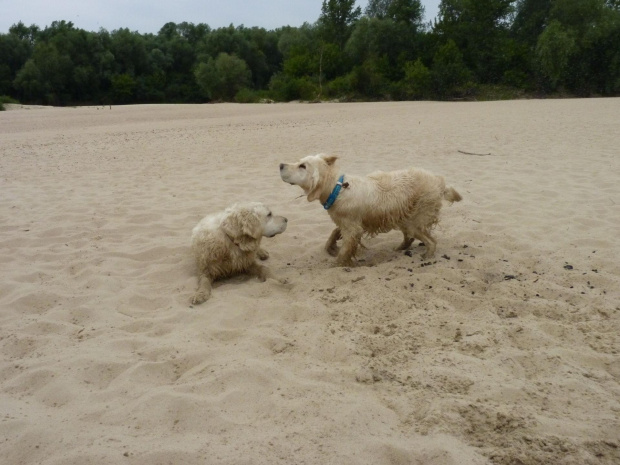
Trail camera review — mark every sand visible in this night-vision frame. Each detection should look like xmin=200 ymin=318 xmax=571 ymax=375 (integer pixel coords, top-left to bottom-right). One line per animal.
xmin=1 ymin=99 xmax=619 ymax=465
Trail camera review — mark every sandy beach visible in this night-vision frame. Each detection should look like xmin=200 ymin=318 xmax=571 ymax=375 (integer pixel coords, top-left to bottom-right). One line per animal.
xmin=1 ymin=99 xmax=619 ymax=464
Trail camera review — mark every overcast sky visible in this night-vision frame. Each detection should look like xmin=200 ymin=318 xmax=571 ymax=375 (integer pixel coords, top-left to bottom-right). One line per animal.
xmin=1 ymin=0 xmax=440 ymax=34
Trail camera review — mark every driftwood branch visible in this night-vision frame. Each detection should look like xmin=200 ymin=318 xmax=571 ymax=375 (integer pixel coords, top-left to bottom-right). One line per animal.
xmin=458 ymin=150 xmax=493 ymax=156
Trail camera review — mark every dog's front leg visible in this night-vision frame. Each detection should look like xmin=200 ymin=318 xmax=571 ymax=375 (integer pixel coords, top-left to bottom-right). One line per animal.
xmin=257 ymin=248 xmax=270 ymax=260
xmin=247 ymin=262 xmax=273 ymax=282
xmin=336 ymin=226 xmax=363 ymax=267
xmin=248 ymin=262 xmax=288 ymax=285
xmin=192 ymin=273 xmax=213 ymax=305
xmin=325 ymin=228 xmax=341 ymax=256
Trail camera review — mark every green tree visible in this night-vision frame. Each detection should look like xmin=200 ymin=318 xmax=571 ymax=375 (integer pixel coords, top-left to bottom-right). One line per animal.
xmin=431 ymin=39 xmax=472 ymax=98
xmin=13 ymin=59 xmax=44 ymax=102
xmin=110 ymin=28 xmax=148 ymax=76
xmin=8 ymin=21 xmax=39 ymax=45
xmin=318 ymin=0 xmax=362 ymax=49
xmin=345 ymin=17 xmax=414 ymax=81
xmin=277 ymin=23 xmax=345 ymax=93
xmin=400 ymin=58 xmax=432 ymax=98
xmin=278 ymin=24 xmax=320 ymax=78
xmin=553 ymin=0 xmax=620 ymax=94
xmin=197 ymin=25 xmax=275 ymax=89
xmin=18 ymin=42 xmax=74 ymax=104
xmin=512 ymin=0 xmax=552 ymax=47
xmin=365 ymin=0 xmax=392 ymax=18
xmin=4 ymin=3 xmax=619 ymax=105
xmin=0 ymin=31 xmax=32 ymax=95
xmin=110 ymin=73 xmax=136 ymax=103
xmin=194 ymin=52 xmax=251 ymax=100
xmin=366 ymin=0 xmax=425 ymax=27
xmin=434 ymin=0 xmax=516 ymax=83
xmin=346 ymin=55 xmax=392 ymax=98
xmin=535 ymin=20 xmax=575 ymax=90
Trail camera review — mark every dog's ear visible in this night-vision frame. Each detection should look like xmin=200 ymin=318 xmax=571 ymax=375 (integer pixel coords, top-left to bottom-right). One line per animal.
xmin=321 ymin=154 xmax=338 ymax=166
xmin=221 ymin=209 xmax=262 ymax=252
xmin=306 ymin=155 xmax=336 ymax=202
xmin=306 ymin=168 xmax=323 ymax=202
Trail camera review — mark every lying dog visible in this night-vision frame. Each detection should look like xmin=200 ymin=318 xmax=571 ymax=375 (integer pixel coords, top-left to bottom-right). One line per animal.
xmin=191 ymin=202 xmax=287 ymax=304
xmin=279 ymin=154 xmax=461 ymax=266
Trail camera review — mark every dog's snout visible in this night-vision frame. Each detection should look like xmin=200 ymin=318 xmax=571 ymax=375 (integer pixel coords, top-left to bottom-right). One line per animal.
xmin=279 ymin=163 xmax=285 ymax=170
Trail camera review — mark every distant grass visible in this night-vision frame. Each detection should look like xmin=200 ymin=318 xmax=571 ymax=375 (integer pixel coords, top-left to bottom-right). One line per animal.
xmin=0 ymin=95 xmax=20 ymax=111
xmin=474 ymin=85 xmax=530 ymax=101
xmin=234 ymin=88 xmax=273 ymax=103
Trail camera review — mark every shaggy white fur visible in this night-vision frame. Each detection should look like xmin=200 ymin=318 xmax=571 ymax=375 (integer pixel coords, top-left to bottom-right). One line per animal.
xmin=280 ymin=154 xmax=462 ymax=266
xmin=191 ymin=202 xmax=287 ymax=304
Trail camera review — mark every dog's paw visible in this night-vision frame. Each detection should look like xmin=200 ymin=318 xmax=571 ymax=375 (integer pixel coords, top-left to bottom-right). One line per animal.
xmin=257 ymin=249 xmax=270 ymax=261
xmin=191 ymin=292 xmax=210 ymax=305
xmin=326 ymin=246 xmax=340 ymax=257
xmin=395 ymin=239 xmax=414 ymax=251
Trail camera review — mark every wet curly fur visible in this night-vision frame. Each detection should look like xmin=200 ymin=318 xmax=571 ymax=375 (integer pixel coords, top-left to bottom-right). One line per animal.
xmin=280 ymin=154 xmax=462 ymax=266
xmin=191 ymin=202 xmax=287 ymax=304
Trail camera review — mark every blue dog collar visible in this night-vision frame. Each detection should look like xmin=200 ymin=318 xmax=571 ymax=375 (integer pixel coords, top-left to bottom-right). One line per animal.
xmin=323 ymin=175 xmax=345 ymax=210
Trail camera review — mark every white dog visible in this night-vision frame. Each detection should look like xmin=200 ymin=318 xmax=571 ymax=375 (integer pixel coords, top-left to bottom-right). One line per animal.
xmin=191 ymin=202 xmax=287 ymax=304
xmin=279 ymin=154 xmax=461 ymax=266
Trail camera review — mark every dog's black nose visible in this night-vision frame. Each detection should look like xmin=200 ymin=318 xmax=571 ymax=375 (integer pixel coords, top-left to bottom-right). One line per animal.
xmin=279 ymin=163 xmax=284 ymax=170
xmin=284 ymin=217 xmax=288 ymax=223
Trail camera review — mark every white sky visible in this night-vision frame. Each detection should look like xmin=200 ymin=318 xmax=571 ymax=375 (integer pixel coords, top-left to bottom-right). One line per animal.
xmin=1 ymin=0 xmax=440 ymax=34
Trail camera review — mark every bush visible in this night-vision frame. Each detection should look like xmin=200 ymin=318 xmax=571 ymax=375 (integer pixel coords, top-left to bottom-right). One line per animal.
xmin=326 ymin=74 xmax=355 ymax=100
xmin=352 ymin=57 xmax=391 ymax=99
xmin=268 ymin=73 xmax=318 ymax=101
xmin=234 ymin=87 xmax=270 ymax=103
xmin=400 ymin=59 xmax=432 ymax=99
xmin=110 ymin=74 xmax=136 ymax=104
xmin=502 ymin=69 xmax=532 ymax=90
xmin=475 ymin=84 xmax=527 ymax=101
xmin=0 ymin=95 xmax=19 ymax=110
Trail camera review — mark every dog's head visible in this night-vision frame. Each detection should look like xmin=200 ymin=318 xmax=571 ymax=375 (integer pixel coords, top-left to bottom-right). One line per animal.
xmin=279 ymin=154 xmax=338 ymax=202
xmin=221 ymin=202 xmax=287 ymax=252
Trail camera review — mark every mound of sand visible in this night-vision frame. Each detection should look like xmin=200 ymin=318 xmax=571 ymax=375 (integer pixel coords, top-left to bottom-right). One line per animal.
xmin=1 ymin=100 xmax=619 ymax=464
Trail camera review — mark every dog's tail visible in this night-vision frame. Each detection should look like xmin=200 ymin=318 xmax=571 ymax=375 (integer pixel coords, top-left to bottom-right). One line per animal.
xmin=443 ymin=186 xmax=462 ymax=203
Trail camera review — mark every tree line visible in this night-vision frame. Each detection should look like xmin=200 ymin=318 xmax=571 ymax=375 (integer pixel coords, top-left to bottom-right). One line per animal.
xmin=1 ymin=0 xmax=619 ymax=108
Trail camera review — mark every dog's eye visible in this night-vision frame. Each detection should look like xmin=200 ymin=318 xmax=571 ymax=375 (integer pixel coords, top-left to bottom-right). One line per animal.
xmin=299 ymin=164 xmax=306 ymax=169
xmin=267 ymin=212 xmax=272 ymax=217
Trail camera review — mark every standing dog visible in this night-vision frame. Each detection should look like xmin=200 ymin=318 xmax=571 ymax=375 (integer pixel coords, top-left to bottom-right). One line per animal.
xmin=279 ymin=154 xmax=461 ymax=266
xmin=191 ymin=202 xmax=287 ymax=304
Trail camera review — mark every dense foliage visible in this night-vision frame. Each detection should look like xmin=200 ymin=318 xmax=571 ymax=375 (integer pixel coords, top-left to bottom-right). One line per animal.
xmin=1 ymin=0 xmax=619 ymax=106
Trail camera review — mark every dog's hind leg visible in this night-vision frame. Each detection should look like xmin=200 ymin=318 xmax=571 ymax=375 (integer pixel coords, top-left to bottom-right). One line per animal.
xmin=325 ymin=228 xmax=342 ymax=256
xmin=416 ymin=229 xmax=437 ymax=259
xmin=395 ymin=228 xmax=415 ymax=251
xmin=192 ymin=274 xmax=213 ymax=305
